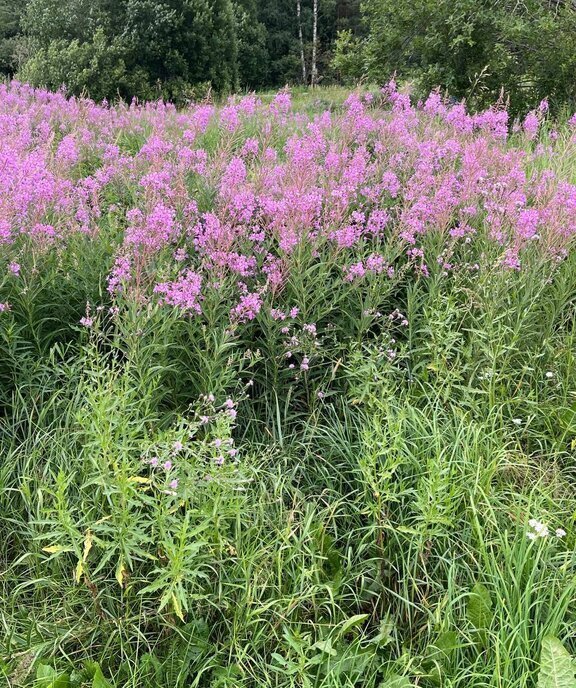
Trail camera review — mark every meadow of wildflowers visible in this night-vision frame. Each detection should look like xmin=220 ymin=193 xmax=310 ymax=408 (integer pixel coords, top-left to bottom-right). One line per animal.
xmin=1 ymin=81 xmax=576 ymax=687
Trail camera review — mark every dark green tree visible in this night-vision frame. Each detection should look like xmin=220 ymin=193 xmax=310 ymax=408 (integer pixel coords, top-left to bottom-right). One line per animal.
xmin=336 ymin=0 xmax=576 ymax=114
xmin=20 ymin=0 xmax=238 ymax=101
xmin=0 ymin=0 xmax=27 ymax=75
xmin=233 ymin=0 xmax=269 ymax=89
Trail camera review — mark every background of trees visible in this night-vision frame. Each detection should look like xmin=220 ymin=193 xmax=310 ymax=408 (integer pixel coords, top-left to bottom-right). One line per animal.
xmin=0 ymin=0 xmax=360 ymax=101
xmin=1 ymin=0 xmax=575 ymax=114
xmin=335 ymin=0 xmax=576 ymax=115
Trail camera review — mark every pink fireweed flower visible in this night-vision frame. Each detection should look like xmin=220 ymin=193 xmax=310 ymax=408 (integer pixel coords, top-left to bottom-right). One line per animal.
xmin=502 ymin=249 xmax=521 ymax=271
xmin=80 ymin=317 xmax=93 ymax=327
xmin=523 ymin=111 xmax=540 ymax=140
xmin=242 ymin=137 xmax=259 ymax=156
xmin=8 ymin=262 xmax=20 ymax=275
xmin=154 ymin=270 xmax=203 ymax=314
xmin=163 ymin=460 xmax=173 ymax=471
xmin=169 ymin=479 xmax=179 ymax=490
xmin=107 ymin=255 xmax=132 ymax=295
xmin=231 ymin=292 xmax=262 ymax=323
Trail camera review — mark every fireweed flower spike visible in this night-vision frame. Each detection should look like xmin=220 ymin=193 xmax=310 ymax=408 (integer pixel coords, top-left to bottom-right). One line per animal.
xmin=7 ymin=73 xmax=569 ymax=328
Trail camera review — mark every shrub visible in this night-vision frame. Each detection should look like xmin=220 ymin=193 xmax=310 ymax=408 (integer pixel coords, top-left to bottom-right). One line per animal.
xmin=337 ymin=0 xmax=576 ymax=115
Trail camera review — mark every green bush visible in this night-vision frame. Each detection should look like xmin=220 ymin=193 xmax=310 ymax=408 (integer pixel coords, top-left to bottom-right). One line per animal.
xmin=335 ymin=0 xmax=576 ymax=114
xmin=18 ymin=0 xmax=239 ymax=102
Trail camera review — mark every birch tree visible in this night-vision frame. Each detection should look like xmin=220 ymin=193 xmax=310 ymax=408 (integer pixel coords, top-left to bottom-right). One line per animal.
xmin=310 ymin=0 xmax=318 ymax=86
xmin=296 ymin=0 xmax=307 ymax=83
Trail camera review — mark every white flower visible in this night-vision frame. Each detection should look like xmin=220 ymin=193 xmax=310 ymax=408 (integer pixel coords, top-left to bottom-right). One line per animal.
xmin=512 ymin=418 xmax=522 ymax=425
xmin=545 ymin=371 xmax=554 ymax=379
xmin=527 ymin=518 xmax=549 ymax=539
xmin=555 ymin=528 xmax=566 ymax=538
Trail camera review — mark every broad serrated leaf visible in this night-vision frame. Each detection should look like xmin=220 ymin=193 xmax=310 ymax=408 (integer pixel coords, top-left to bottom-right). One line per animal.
xmin=537 ymin=636 xmax=576 ymax=688
xmin=433 ymin=630 xmax=459 ymax=656
xmin=379 ymin=675 xmax=415 ymax=687
xmin=312 ymin=638 xmax=337 ymax=656
xmin=42 ymin=545 xmax=73 ymax=554
xmin=92 ymin=665 xmax=113 ymax=688
xmin=467 ymin=582 xmax=493 ymax=631
xmin=339 ymin=613 xmax=369 ymax=636
xmin=36 ymin=663 xmax=70 ymax=688
xmin=171 ymin=591 xmax=185 ymax=622
xmin=115 ymin=560 xmax=127 ymax=587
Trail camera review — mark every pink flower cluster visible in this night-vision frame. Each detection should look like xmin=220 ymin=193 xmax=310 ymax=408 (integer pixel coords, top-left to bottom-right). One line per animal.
xmin=2 ymin=80 xmax=576 ymax=320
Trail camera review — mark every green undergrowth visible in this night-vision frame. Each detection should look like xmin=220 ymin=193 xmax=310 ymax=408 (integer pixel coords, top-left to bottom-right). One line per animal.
xmin=2 ymin=243 xmax=576 ymax=688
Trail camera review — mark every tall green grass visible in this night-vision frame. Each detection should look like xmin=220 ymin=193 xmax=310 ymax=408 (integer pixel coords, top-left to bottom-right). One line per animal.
xmin=2 ymin=235 xmax=575 ymax=687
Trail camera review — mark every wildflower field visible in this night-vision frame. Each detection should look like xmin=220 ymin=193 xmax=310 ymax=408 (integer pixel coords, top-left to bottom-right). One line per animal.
xmin=1 ymin=80 xmax=576 ymax=687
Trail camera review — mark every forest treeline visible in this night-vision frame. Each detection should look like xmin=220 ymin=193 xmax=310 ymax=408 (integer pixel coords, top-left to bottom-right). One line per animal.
xmin=0 ymin=0 xmax=361 ymax=102
xmin=1 ymin=0 xmax=575 ymax=113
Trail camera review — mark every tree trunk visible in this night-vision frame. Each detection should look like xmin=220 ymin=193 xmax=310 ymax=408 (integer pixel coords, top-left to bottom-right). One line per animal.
xmin=296 ymin=0 xmax=307 ymax=84
xmin=311 ymin=0 xmax=319 ymax=86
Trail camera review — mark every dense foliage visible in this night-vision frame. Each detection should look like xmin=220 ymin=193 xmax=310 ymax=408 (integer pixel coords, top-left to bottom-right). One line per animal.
xmin=3 ymin=0 xmax=576 ymax=111
xmin=1 ymin=81 xmax=576 ymax=687
xmin=335 ymin=0 xmax=576 ymax=115
xmin=19 ymin=0 xmax=240 ymax=101
xmin=0 ymin=0 xmax=358 ymax=101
